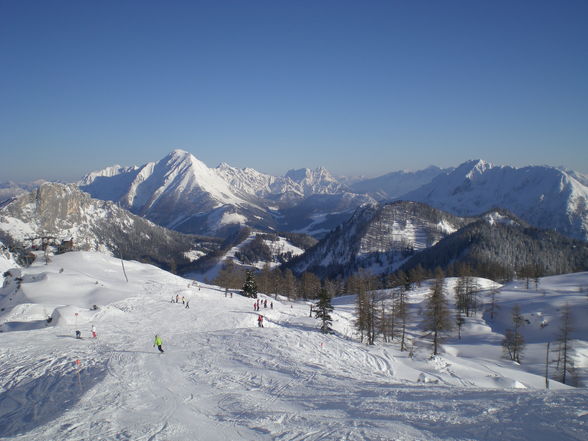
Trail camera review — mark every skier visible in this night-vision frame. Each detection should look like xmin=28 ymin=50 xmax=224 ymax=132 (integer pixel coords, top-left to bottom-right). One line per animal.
xmin=91 ymin=324 xmax=97 ymax=338
xmin=185 ymin=299 xmax=190 ymax=309
xmin=75 ymin=330 xmax=81 ymax=339
xmin=175 ymin=294 xmax=179 ymax=303
xmin=153 ymin=335 xmax=164 ymax=353
xmin=257 ymin=314 xmax=264 ymax=328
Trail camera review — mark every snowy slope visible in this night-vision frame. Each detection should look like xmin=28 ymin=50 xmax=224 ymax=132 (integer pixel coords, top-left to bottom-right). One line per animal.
xmin=1 ymin=252 xmax=587 ymax=440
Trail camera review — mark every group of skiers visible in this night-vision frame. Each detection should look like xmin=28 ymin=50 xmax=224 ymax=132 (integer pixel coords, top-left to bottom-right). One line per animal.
xmin=171 ymin=294 xmax=190 ymax=308
xmin=72 ymin=282 xmax=275 ymax=355
xmin=75 ymin=324 xmax=97 ymax=339
xmin=253 ymin=298 xmax=272 ymax=311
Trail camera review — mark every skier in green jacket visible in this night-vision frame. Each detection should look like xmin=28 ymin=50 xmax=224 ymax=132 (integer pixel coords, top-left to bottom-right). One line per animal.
xmin=153 ymin=335 xmax=164 ymax=353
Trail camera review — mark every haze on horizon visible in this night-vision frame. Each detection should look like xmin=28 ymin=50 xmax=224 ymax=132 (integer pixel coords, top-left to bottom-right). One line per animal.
xmin=0 ymin=0 xmax=587 ymax=182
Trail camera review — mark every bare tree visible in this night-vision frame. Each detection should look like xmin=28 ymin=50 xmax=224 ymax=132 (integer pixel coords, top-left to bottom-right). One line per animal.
xmin=300 ymin=272 xmax=321 ymax=300
xmin=355 ymin=284 xmax=369 ymax=343
xmin=456 ymin=312 xmax=465 ymax=339
xmin=502 ymin=305 xmax=525 ymax=363
xmin=213 ymin=259 xmax=245 ymax=290
xmin=281 ymin=269 xmax=298 ymax=300
xmin=487 ymin=288 xmax=500 ymax=321
xmin=454 ymin=267 xmax=479 ymax=317
xmin=555 ymin=304 xmax=574 ymax=385
xmin=395 ymin=286 xmax=410 ymax=351
xmin=423 ymin=269 xmax=452 ymax=355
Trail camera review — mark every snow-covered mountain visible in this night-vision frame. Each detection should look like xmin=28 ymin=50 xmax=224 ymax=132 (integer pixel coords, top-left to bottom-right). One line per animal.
xmin=80 ymin=150 xmax=365 ymax=237
xmin=80 ymin=150 xmax=259 ymax=233
xmin=400 ymin=159 xmax=588 ymax=241
xmin=215 ymin=163 xmax=346 ymax=201
xmin=351 ymin=165 xmax=447 ymax=200
xmin=0 ymin=182 xmax=217 ymax=271
xmin=0 ymin=251 xmax=586 ymax=440
xmin=287 ymin=200 xmax=588 ymax=279
xmin=400 ymin=210 xmax=588 ymax=278
xmin=287 ymin=201 xmax=474 ymax=278
xmin=79 ymin=151 xmax=588 ymax=242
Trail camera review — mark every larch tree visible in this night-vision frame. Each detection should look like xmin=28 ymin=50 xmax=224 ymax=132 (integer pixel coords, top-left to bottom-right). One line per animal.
xmin=395 ymin=286 xmax=410 ymax=351
xmin=502 ymin=305 xmax=525 ymax=363
xmin=282 ymin=268 xmax=298 ymax=300
xmin=487 ymin=288 xmax=500 ymax=321
xmin=423 ymin=269 xmax=452 ymax=356
xmin=556 ymin=303 xmax=574 ymax=385
xmin=300 ymin=271 xmax=321 ymax=300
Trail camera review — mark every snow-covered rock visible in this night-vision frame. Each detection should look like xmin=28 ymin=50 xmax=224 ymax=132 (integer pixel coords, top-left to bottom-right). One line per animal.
xmin=0 ymin=182 xmax=216 ymax=269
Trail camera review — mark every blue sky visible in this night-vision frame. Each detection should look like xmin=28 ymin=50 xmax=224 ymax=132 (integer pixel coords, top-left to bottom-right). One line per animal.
xmin=1 ymin=0 xmax=587 ymax=182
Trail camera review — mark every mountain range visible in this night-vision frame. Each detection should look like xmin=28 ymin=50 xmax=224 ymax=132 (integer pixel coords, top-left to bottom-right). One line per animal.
xmin=1 ymin=150 xmax=588 ymax=281
xmin=78 ymin=150 xmax=588 ymax=242
xmin=285 ymin=202 xmax=588 ymax=279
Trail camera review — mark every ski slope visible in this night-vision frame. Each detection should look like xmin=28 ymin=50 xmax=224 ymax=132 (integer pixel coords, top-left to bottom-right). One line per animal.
xmin=0 ymin=252 xmax=587 ymax=440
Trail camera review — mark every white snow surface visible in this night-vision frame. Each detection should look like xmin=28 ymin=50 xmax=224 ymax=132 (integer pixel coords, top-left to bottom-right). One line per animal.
xmin=1 ymin=252 xmax=587 ymax=440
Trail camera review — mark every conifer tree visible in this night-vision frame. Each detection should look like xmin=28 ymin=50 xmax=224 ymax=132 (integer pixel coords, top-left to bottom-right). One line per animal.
xmin=423 ymin=268 xmax=452 ymax=355
xmin=242 ymin=270 xmax=258 ymax=298
xmin=314 ymin=287 xmax=334 ymax=334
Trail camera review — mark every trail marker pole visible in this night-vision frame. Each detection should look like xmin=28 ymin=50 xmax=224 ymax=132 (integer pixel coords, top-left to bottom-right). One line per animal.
xmin=545 ymin=342 xmax=550 ymax=389
xmin=120 ymin=254 xmax=128 ymax=282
